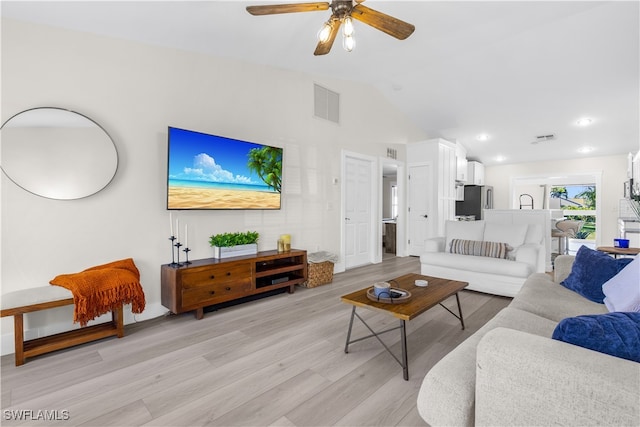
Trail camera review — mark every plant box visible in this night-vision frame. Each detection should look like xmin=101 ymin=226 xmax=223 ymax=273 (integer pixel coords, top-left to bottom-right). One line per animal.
xmin=212 ymin=243 xmax=258 ymax=259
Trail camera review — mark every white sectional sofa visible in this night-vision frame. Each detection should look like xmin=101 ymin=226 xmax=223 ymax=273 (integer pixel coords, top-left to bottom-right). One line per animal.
xmin=417 ymin=255 xmax=640 ymax=426
xmin=420 ymin=220 xmax=545 ymax=297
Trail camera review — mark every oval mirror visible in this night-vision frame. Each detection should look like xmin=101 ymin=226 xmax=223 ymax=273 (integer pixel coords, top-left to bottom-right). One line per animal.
xmin=0 ymin=107 xmax=118 ymax=200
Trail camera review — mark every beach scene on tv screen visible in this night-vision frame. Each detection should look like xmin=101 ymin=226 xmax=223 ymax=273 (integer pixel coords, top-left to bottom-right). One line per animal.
xmin=168 ymin=128 xmax=282 ymax=209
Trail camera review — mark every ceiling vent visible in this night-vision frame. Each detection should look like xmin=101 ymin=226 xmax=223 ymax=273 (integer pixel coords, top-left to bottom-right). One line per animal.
xmin=531 ymin=134 xmax=556 ymax=144
xmin=314 ymin=83 xmax=340 ymax=124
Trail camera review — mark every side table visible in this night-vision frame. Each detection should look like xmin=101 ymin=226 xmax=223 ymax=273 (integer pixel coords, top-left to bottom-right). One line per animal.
xmin=596 ymin=246 xmax=640 ymax=258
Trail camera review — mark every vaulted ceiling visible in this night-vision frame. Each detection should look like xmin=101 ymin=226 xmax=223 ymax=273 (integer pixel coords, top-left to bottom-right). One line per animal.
xmin=2 ymin=1 xmax=638 ymax=165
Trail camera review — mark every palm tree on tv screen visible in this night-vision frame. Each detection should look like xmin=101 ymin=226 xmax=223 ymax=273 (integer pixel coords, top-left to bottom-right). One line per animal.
xmin=247 ymin=146 xmax=282 ymax=193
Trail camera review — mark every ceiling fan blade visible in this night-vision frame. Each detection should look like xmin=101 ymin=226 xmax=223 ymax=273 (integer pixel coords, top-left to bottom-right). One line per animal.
xmin=246 ymin=2 xmax=330 ymax=16
xmin=350 ymin=4 xmax=415 ymax=40
xmin=314 ymin=19 xmax=340 ymax=56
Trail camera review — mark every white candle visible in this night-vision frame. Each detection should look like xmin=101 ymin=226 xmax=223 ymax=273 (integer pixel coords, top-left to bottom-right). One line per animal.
xmin=185 ymin=224 xmax=188 ymax=247
xmin=176 ymin=218 xmax=180 ymax=241
xmin=169 ymin=212 xmax=174 ymax=237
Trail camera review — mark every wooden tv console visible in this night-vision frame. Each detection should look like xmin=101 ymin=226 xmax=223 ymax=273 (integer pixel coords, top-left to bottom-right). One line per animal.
xmin=161 ymin=249 xmax=308 ymax=319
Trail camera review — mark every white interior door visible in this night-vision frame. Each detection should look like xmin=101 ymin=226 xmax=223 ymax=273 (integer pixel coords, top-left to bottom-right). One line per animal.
xmin=408 ymin=163 xmax=432 ymax=256
xmin=345 ymin=155 xmax=374 ymax=268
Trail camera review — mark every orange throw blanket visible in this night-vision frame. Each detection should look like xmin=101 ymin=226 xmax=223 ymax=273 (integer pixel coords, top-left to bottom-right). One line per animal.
xmin=50 ymin=258 xmax=146 ymax=326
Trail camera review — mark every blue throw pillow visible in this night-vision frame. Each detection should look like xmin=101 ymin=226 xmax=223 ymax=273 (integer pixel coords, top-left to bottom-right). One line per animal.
xmin=552 ymin=312 xmax=640 ymax=362
xmin=560 ymin=246 xmax=633 ymax=303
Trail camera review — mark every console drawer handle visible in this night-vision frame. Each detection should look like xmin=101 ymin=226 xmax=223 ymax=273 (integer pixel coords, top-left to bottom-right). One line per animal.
xmin=226 ymin=272 xmax=231 ymax=276
xmin=209 ymin=291 xmax=215 ymax=295
xmin=210 ymin=275 xmax=215 ymax=279
xmin=225 ymin=286 xmax=231 ymax=291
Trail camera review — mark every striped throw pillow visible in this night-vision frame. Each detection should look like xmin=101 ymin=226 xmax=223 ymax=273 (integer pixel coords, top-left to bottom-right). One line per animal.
xmin=450 ymin=239 xmax=511 ymax=259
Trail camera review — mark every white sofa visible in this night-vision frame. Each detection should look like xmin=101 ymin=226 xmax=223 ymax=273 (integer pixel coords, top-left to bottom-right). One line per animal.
xmin=420 ymin=220 xmax=545 ymax=297
xmin=417 ymin=255 xmax=640 ymax=426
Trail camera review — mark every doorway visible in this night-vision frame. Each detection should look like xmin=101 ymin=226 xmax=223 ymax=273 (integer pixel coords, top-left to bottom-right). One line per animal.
xmin=380 ymin=158 xmax=405 ymax=259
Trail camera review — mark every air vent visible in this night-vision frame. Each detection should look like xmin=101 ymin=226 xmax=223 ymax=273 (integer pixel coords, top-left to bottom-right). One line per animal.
xmin=387 ymin=148 xmax=398 ymax=159
xmin=314 ymin=84 xmax=340 ymax=124
xmin=531 ymin=134 xmax=556 ymax=144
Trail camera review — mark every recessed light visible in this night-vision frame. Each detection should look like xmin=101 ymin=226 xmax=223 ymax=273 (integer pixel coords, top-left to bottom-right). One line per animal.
xmin=495 ymin=155 xmax=506 ymax=162
xmin=476 ymin=133 xmax=490 ymax=141
xmin=576 ymin=118 xmax=592 ymax=126
xmin=577 ymin=146 xmax=595 ymax=154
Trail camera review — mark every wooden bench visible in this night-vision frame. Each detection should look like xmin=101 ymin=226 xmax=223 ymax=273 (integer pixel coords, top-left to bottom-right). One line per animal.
xmin=0 ymin=286 xmax=124 ymax=366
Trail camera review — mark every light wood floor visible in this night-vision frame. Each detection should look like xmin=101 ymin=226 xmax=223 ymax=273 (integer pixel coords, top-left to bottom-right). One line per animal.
xmin=1 ymin=256 xmax=510 ymax=426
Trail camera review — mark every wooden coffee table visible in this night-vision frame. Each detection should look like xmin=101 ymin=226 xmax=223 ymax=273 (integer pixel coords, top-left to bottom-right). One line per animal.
xmin=340 ymin=273 xmax=468 ymax=380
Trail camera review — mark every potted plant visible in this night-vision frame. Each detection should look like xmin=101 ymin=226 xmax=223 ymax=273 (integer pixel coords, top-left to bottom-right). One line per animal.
xmin=209 ymin=231 xmax=259 ymax=259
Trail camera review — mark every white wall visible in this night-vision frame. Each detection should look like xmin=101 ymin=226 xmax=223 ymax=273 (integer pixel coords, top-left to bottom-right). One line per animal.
xmin=485 ymin=154 xmax=629 ymax=247
xmin=0 ymin=19 xmax=426 ymax=354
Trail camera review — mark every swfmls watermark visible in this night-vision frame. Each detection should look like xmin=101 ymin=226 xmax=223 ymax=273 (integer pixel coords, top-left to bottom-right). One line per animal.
xmin=3 ymin=409 xmax=70 ymax=421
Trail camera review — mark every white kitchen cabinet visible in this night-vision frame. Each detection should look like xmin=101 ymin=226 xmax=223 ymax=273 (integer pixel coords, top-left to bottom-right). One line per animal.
xmin=467 ymin=161 xmax=485 ymax=185
xmin=456 ymin=143 xmax=468 ymax=182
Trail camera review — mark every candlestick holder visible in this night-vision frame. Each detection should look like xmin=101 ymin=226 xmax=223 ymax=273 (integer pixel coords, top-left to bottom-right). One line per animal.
xmin=169 ymin=236 xmax=180 ymax=267
xmin=174 ymin=242 xmax=183 ymax=267
xmin=183 ymin=247 xmax=191 ymax=265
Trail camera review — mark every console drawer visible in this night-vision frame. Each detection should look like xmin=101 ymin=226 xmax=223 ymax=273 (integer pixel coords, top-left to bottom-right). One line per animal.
xmin=182 ymin=279 xmax=251 ymax=307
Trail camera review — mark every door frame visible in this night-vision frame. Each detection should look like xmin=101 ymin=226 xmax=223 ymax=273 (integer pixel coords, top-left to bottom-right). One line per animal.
xmin=341 ymin=150 xmax=379 ymax=269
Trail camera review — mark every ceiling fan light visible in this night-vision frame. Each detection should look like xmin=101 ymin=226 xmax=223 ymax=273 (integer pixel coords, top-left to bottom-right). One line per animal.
xmin=343 ymin=34 xmax=355 ymax=52
xmin=343 ymin=16 xmax=355 ymax=37
xmin=318 ymin=21 xmax=333 ymax=43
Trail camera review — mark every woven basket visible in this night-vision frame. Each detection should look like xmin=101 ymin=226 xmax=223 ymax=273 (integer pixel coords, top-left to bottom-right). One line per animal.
xmin=302 ymin=261 xmax=334 ymax=288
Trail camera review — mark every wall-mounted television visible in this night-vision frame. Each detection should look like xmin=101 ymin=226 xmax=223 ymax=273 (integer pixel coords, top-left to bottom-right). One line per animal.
xmin=167 ymin=127 xmax=282 ymax=210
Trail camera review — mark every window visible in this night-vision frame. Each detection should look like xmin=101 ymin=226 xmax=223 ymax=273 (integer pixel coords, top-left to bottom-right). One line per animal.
xmin=391 ymin=185 xmax=398 ymax=218
xmin=550 ymin=185 xmax=596 ymax=240
xmin=512 ymin=172 xmax=602 ymax=250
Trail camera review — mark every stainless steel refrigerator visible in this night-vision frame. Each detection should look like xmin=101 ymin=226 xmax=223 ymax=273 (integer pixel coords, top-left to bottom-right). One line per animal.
xmin=455 ymin=185 xmax=493 ymax=220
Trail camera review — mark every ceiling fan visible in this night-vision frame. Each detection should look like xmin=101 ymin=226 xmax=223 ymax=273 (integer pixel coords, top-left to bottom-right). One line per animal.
xmin=246 ymin=0 xmax=415 ymax=56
